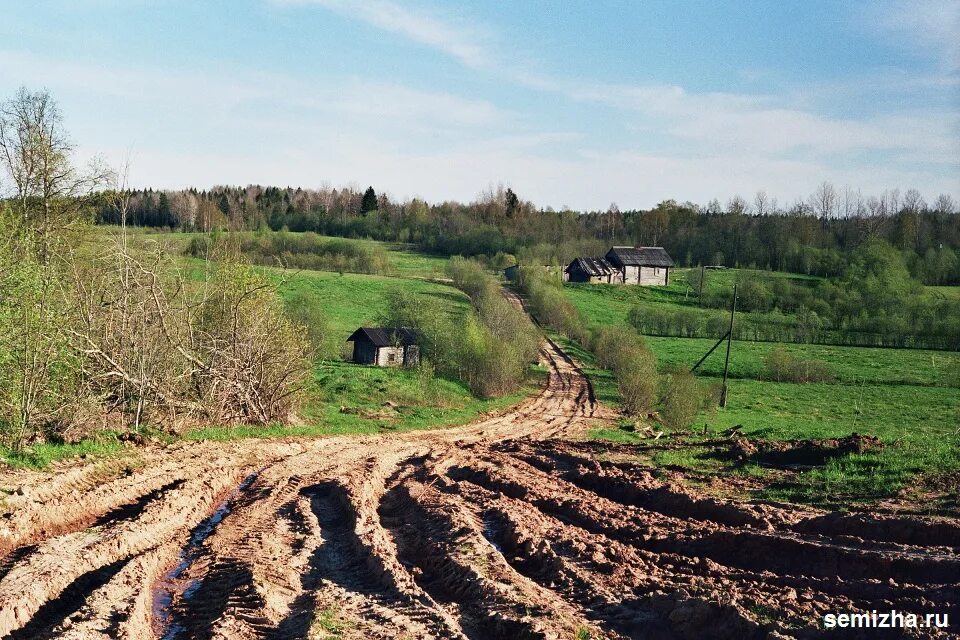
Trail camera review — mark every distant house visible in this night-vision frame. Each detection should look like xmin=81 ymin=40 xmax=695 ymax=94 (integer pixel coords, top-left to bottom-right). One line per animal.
xmin=564 ymin=256 xmax=617 ymax=283
xmin=565 ymin=247 xmax=674 ymax=286
xmin=605 ymin=246 xmax=673 ymax=285
xmin=347 ymin=327 xmax=420 ymax=367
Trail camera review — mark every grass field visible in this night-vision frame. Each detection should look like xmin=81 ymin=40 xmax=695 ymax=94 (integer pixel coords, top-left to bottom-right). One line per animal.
xmin=927 ymin=285 xmax=960 ymax=300
xmin=557 ymin=268 xmax=960 ymax=507
xmin=563 ymin=270 xmax=807 ymax=329
xmin=647 ymin=336 xmax=960 ymax=387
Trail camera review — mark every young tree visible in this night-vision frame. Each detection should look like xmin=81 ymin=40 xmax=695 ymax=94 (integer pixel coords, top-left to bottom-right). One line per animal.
xmin=0 ymin=87 xmax=109 ymax=263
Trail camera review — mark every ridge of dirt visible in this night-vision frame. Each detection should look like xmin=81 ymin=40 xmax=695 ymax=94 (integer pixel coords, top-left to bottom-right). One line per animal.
xmin=0 ymin=293 xmax=956 ymax=639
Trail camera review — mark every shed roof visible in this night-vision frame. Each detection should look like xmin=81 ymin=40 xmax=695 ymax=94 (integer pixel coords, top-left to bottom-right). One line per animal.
xmin=346 ymin=327 xmax=419 ymax=347
xmin=565 ymin=256 xmax=616 ymax=276
xmin=606 ymin=246 xmax=674 ymax=267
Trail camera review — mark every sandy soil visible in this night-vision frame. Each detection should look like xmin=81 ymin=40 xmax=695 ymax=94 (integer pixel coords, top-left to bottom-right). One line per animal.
xmin=0 ymin=327 xmax=957 ymax=639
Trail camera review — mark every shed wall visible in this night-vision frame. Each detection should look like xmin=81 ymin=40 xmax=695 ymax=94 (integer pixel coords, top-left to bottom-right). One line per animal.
xmin=638 ymin=266 xmax=669 ymax=286
xmin=353 ymin=340 xmax=378 ymax=364
xmin=376 ymin=346 xmax=406 ymax=367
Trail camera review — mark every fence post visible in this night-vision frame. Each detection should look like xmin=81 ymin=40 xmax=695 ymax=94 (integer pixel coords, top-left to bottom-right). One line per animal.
xmin=720 ymin=284 xmax=737 ymax=407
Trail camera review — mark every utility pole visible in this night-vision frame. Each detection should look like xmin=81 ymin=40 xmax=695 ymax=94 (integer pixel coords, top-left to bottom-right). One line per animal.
xmin=720 ymin=284 xmax=737 ymax=407
xmin=699 ymin=265 xmax=705 ymax=298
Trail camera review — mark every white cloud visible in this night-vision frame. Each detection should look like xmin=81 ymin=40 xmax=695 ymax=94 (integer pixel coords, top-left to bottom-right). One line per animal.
xmin=0 ymin=49 xmax=505 ymax=131
xmin=272 ymin=0 xmax=491 ymax=68
xmin=871 ymin=0 xmax=960 ymax=72
xmin=274 ymin=0 xmax=958 ymax=171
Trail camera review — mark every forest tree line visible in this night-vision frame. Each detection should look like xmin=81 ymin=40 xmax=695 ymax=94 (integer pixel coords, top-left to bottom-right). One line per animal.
xmin=91 ymin=182 xmax=960 ymax=285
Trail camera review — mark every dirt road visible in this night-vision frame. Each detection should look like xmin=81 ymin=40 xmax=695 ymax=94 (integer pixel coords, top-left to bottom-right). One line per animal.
xmin=0 ymin=335 xmax=957 ymax=639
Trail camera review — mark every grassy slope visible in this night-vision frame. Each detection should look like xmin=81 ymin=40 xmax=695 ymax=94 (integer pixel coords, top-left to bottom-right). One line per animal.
xmin=266 ymin=268 xmax=539 ymax=438
xmin=124 ymin=228 xmax=451 ymax=279
xmin=2 ymin=234 xmax=535 ymax=468
xmin=558 ymin=267 xmax=960 ymax=505
xmin=274 ymin=269 xmax=468 ymax=352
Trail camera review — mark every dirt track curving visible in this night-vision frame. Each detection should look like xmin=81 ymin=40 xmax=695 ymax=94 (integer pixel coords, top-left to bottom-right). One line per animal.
xmin=0 ymin=329 xmax=958 ymax=638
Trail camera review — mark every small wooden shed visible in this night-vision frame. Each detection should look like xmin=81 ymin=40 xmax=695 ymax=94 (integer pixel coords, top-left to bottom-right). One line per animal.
xmin=564 ymin=256 xmax=617 ymax=283
xmin=347 ymin=327 xmax=420 ymax=367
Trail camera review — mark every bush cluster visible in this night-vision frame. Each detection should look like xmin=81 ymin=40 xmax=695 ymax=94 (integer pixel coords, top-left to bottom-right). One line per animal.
xmin=0 ymin=214 xmax=312 ymax=449
xmin=516 ymin=265 xmax=588 ymax=342
xmin=688 ymin=243 xmax=960 ymax=350
xmin=186 ymin=231 xmax=390 ymax=275
xmin=383 ymin=259 xmax=539 ymax=398
xmin=763 ymin=348 xmax=834 ymax=383
xmin=591 ymin=327 xmax=659 ymax=416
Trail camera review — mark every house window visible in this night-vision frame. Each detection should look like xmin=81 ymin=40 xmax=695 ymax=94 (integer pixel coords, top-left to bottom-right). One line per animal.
xmin=387 ymin=352 xmax=397 ymax=364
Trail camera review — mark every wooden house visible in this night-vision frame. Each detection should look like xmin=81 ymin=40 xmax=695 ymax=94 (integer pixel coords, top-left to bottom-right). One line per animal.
xmin=564 ymin=256 xmax=617 ymax=283
xmin=565 ymin=247 xmax=674 ymax=286
xmin=347 ymin=327 xmax=420 ymax=367
xmin=605 ymin=246 xmax=673 ymax=285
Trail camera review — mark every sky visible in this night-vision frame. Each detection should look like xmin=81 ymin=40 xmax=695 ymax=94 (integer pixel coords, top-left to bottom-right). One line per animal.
xmin=2 ymin=0 xmax=958 ymax=210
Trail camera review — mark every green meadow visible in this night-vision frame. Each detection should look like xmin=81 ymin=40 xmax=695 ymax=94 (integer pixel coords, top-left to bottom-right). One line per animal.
xmin=559 ymin=268 xmax=960 ymax=507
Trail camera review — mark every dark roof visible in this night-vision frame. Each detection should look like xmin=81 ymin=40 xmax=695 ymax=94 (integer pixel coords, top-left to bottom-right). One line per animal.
xmin=346 ymin=327 xmax=419 ymax=347
xmin=565 ymin=256 xmax=615 ymax=276
xmin=605 ymin=246 xmax=674 ymax=267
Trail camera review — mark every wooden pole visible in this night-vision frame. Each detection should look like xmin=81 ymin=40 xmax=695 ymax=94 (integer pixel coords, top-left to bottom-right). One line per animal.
xmin=690 ymin=331 xmax=729 ymax=373
xmin=720 ymin=284 xmax=737 ymax=407
xmin=699 ymin=265 xmax=705 ymax=298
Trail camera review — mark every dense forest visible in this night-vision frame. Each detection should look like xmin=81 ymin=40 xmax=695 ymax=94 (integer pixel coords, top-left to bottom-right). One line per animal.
xmin=92 ymin=183 xmax=960 ymax=285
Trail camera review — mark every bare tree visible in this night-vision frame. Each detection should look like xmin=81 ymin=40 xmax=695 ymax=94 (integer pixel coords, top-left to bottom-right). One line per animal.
xmin=753 ymin=190 xmax=769 ymax=216
xmin=811 ymin=181 xmax=837 ymax=219
xmin=933 ymin=193 xmax=956 ymax=215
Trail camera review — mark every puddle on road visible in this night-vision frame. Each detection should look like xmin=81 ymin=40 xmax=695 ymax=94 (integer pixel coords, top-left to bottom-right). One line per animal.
xmin=151 ymin=471 xmax=260 ymax=640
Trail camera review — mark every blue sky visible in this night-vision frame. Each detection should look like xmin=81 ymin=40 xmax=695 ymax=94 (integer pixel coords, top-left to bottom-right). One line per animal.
xmin=2 ymin=0 xmax=958 ymax=209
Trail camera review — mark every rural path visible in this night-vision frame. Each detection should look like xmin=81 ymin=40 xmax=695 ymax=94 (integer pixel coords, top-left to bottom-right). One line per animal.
xmin=0 ymin=305 xmax=958 ymax=638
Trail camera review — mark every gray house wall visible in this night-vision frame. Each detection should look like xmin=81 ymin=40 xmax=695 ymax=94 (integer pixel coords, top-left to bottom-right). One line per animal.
xmin=366 ymin=344 xmax=420 ymax=367
xmin=376 ymin=346 xmax=405 ymax=367
xmin=638 ymin=266 xmax=669 ymax=286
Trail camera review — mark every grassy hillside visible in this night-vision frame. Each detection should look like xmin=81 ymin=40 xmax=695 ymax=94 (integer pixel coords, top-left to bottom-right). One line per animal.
xmin=273 ymin=269 xmax=469 ymax=357
xmin=563 ymin=267 xmax=816 ymax=328
xmin=128 ymin=228 xmax=450 ymax=278
xmin=3 ymin=234 xmax=538 ymax=468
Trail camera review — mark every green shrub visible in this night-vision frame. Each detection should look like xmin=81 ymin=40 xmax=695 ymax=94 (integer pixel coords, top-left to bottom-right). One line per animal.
xmin=763 ymin=347 xmax=834 ymax=383
xmin=519 ymin=265 xmax=587 ymax=342
xmin=387 ymin=260 xmax=539 ymax=399
xmin=614 ymin=344 xmax=659 ymax=416
xmin=659 ymin=370 xmax=702 ymax=430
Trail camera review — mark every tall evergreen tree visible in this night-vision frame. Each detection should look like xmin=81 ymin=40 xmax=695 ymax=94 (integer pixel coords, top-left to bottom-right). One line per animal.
xmin=361 ymin=186 xmax=378 ymax=213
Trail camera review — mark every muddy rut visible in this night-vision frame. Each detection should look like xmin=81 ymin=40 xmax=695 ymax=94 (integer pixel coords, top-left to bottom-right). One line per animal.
xmin=1 ymin=335 xmax=958 ymax=638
